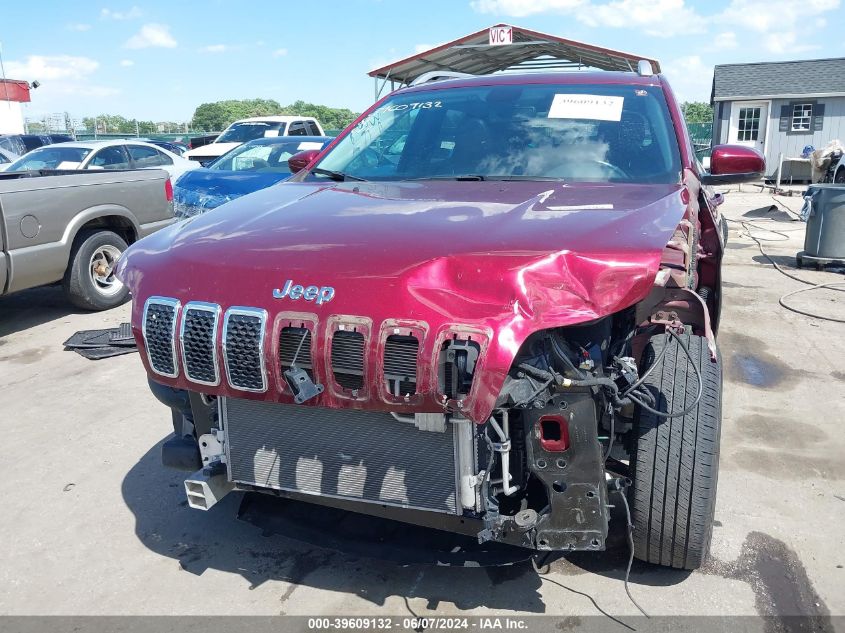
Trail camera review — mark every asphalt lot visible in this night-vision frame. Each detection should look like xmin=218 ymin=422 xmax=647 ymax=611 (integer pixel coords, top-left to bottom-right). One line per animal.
xmin=0 ymin=191 xmax=843 ymax=626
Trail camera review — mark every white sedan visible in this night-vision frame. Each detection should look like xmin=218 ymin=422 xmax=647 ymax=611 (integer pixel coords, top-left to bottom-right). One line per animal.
xmin=5 ymin=139 xmax=198 ymax=180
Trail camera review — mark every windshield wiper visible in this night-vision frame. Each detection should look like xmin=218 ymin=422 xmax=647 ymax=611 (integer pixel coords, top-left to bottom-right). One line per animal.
xmin=485 ymin=175 xmax=563 ymax=181
xmin=403 ymin=174 xmax=486 ymax=181
xmin=310 ymin=167 xmax=367 ymax=182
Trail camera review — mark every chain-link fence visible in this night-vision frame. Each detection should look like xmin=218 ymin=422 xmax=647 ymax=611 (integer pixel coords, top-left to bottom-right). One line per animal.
xmin=687 ymin=122 xmax=713 ymax=161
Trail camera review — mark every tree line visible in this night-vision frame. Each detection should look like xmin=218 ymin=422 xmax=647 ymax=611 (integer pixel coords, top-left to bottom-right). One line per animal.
xmin=26 ymin=100 xmax=711 ymax=136
xmin=190 ymin=98 xmax=359 ymax=132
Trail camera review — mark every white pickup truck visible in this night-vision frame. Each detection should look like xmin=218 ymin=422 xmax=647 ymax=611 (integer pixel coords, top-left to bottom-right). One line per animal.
xmin=0 ymin=169 xmax=174 ymax=310
xmin=183 ymin=116 xmax=325 ymax=165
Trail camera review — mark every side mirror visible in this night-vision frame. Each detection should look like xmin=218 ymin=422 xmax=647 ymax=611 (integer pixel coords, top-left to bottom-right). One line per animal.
xmin=701 ymin=145 xmax=765 ymax=185
xmin=288 ymin=149 xmax=321 ymax=173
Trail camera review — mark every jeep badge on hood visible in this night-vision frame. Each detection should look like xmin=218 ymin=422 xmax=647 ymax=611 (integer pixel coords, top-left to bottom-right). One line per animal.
xmin=273 ymin=279 xmax=335 ymax=305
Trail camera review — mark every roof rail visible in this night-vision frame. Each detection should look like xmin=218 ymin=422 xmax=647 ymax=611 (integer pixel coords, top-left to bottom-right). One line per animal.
xmin=410 ymin=71 xmax=475 ymax=86
xmin=637 ymin=60 xmax=654 ymax=77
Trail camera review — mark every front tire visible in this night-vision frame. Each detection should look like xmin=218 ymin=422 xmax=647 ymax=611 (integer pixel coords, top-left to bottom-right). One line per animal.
xmin=63 ymin=230 xmax=130 ymax=310
xmin=629 ymin=332 xmax=722 ymax=570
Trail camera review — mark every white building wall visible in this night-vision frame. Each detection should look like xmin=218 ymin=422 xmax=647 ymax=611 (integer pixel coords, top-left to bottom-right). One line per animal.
xmin=0 ymin=101 xmax=24 ymax=134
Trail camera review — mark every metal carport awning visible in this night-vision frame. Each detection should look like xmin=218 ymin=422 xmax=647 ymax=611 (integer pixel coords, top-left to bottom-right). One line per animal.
xmin=368 ymin=24 xmax=661 ymax=99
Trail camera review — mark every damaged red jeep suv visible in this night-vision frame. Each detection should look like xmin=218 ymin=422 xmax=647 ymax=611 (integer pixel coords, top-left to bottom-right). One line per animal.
xmin=117 ymin=70 xmax=763 ymax=570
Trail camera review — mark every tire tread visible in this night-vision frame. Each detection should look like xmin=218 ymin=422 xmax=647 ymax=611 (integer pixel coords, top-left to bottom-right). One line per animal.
xmin=629 ymin=332 xmax=722 ymax=570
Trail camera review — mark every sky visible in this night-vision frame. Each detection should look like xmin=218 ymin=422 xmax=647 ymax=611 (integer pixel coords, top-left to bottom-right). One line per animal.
xmin=1 ymin=0 xmax=842 ymax=123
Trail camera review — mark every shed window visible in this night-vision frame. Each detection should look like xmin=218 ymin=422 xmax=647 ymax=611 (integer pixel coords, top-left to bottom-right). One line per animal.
xmin=737 ymin=107 xmax=761 ymax=141
xmin=791 ymin=103 xmax=813 ymax=132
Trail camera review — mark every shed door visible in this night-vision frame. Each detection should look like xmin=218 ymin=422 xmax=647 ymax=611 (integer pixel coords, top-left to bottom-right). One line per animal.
xmin=728 ymin=101 xmax=768 ymax=152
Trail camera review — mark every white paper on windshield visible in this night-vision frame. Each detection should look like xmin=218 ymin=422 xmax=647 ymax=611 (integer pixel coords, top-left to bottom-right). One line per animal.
xmin=263 ymin=130 xmax=280 ymax=137
xmin=57 ymin=161 xmax=81 ymax=169
xmin=548 ymin=94 xmax=624 ymax=121
xmin=297 ymin=141 xmax=323 ymax=150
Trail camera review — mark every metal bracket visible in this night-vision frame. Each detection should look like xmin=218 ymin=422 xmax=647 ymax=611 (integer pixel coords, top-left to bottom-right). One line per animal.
xmin=284 ymin=366 xmax=324 ymax=404
xmin=198 ymin=428 xmax=227 ymax=466
xmin=649 ymin=310 xmax=685 ymax=333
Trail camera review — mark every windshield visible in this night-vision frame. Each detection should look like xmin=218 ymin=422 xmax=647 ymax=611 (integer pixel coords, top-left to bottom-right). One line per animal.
xmin=315 ymin=83 xmax=681 ymax=183
xmin=8 ymin=146 xmax=92 ymax=171
xmin=210 ymin=139 xmax=325 ymax=172
xmin=216 ymin=122 xmax=286 ymax=144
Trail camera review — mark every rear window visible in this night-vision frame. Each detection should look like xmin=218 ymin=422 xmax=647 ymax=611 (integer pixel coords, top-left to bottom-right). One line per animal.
xmin=316 ymin=83 xmax=682 ymax=184
xmin=217 ymin=122 xmax=286 ymax=143
xmin=8 ymin=146 xmax=92 ymax=171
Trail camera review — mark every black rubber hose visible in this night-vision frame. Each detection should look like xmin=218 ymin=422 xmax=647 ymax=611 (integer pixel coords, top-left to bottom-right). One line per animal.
xmin=548 ymin=334 xmax=587 ymax=379
xmin=517 ymin=363 xmax=557 ymax=382
xmin=627 ymin=329 xmax=703 ymax=419
xmin=620 ymin=331 xmax=671 ymax=398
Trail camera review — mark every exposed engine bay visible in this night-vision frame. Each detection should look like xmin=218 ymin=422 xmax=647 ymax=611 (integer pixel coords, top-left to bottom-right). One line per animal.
xmin=153 ymin=309 xmax=701 ymax=555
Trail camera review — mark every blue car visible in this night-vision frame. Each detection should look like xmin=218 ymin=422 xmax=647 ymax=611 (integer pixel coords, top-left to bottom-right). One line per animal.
xmin=173 ymin=136 xmax=333 ymax=218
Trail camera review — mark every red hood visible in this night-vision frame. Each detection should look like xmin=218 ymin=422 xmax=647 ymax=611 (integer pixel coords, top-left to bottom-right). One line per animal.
xmin=118 ymin=179 xmax=687 ymax=422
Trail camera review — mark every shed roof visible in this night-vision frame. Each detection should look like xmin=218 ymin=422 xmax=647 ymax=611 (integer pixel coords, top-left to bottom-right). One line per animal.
xmin=368 ymin=24 xmax=660 ymax=85
xmin=712 ymin=57 xmax=845 ymax=102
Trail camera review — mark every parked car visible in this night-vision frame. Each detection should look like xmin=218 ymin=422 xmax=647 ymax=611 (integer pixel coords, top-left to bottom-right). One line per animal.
xmin=183 ymin=116 xmax=325 ymax=165
xmin=0 ymin=168 xmax=174 ymax=309
xmin=116 ymin=70 xmax=764 ymax=570
xmin=48 ymin=134 xmax=75 ymax=144
xmin=0 ymin=134 xmax=26 ymax=156
xmin=6 ymin=140 xmax=198 ymax=181
xmin=173 ymin=136 xmax=333 ymax=218
xmin=188 ymin=134 xmax=219 ymax=151
xmin=20 ymin=134 xmax=52 ymax=152
xmin=135 ymin=138 xmax=188 ymax=156
xmin=0 ymin=147 xmax=17 ymax=171
xmin=0 ymin=133 xmax=75 ymax=160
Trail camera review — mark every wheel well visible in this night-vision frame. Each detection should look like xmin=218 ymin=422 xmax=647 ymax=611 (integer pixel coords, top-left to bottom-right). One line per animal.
xmin=75 ymin=216 xmax=138 ymax=245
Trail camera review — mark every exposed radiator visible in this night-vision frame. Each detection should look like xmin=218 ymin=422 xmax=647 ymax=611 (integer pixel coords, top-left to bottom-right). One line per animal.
xmin=222 ymin=397 xmax=462 ymax=514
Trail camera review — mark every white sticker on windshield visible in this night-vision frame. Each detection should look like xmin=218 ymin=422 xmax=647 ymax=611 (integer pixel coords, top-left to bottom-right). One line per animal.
xmin=57 ymin=161 xmax=81 ymax=169
xmin=297 ymin=141 xmax=323 ymax=150
xmin=263 ymin=130 xmax=280 ymax=137
xmin=548 ymin=94 xmax=624 ymax=121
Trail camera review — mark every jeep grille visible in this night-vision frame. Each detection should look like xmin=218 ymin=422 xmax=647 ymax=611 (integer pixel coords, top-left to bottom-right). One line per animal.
xmin=180 ymin=302 xmax=220 ymax=385
xmin=143 ymin=297 xmax=180 ymax=377
xmin=223 ymin=308 xmax=267 ymax=392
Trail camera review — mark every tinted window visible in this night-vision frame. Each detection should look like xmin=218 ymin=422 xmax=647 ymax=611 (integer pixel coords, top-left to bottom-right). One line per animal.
xmin=216 ymin=122 xmax=285 ymax=143
xmin=88 ymin=146 xmax=130 ymax=170
xmin=20 ymin=135 xmax=48 ymax=152
xmin=0 ymin=136 xmax=25 ymax=156
xmin=316 ymin=84 xmax=682 ymax=184
xmin=306 ymin=122 xmax=320 ymax=135
xmin=128 ymin=145 xmax=162 ymax=167
xmin=288 ymin=122 xmax=308 ymax=136
xmin=156 ymin=149 xmax=173 ymax=165
xmin=8 ymin=146 xmax=92 ymax=170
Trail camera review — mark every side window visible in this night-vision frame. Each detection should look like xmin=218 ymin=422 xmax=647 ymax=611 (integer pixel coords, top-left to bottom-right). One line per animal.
xmin=288 ymin=121 xmax=308 ymax=136
xmin=88 ymin=145 xmax=130 ymax=170
xmin=127 ymin=145 xmax=162 ymax=167
xmin=306 ymin=121 xmax=320 ymax=135
xmin=155 ymin=149 xmax=173 ymax=165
